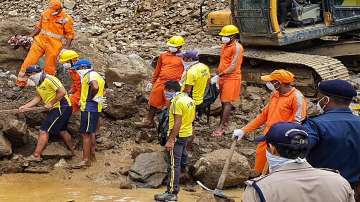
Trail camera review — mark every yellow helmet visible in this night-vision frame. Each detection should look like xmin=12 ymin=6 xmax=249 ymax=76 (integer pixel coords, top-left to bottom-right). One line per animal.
xmin=353 ymin=104 xmax=360 ymax=111
xmin=167 ymin=36 xmax=185 ymax=47
xmin=219 ymin=25 xmax=240 ymax=36
xmin=59 ymin=50 xmax=79 ymax=63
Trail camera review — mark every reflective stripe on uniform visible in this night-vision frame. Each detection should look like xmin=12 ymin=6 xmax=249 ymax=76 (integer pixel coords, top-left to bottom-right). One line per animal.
xmin=47 ymin=108 xmax=62 ymax=133
xmin=86 ymin=112 xmax=91 ymax=133
xmin=169 ymin=148 xmax=175 ymax=193
xmin=40 ymin=29 xmax=64 ymax=39
xmin=295 ymin=90 xmax=304 ymax=123
xmin=228 ymin=42 xmax=242 ymax=71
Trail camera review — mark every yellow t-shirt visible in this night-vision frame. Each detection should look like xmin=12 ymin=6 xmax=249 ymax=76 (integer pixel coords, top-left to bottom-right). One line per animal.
xmin=182 ymin=62 xmax=210 ymax=105
xmin=169 ymin=93 xmax=196 ymax=138
xmin=80 ymin=70 xmax=105 ymax=112
xmin=36 ymin=75 xmax=71 ymax=108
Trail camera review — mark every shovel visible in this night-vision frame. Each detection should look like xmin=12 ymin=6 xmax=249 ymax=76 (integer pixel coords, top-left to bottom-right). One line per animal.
xmin=197 ymin=134 xmax=244 ymax=200
xmin=0 ymin=106 xmax=46 ymax=114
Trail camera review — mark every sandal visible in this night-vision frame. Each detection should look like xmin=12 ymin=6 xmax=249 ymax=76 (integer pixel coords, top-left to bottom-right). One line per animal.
xmin=134 ymin=120 xmax=156 ymax=128
xmin=72 ymin=160 xmax=91 ymax=169
xmin=25 ymin=155 xmax=42 ymax=162
xmin=211 ymin=128 xmax=225 ymax=137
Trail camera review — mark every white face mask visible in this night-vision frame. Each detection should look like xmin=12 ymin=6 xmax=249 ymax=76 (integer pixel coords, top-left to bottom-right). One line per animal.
xmin=63 ymin=63 xmax=72 ymax=70
xmin=165 ymin=91 xmax=177 ymax=101
xmin=266 ymin=150 xmax=292 ymax=173
xmin=77 ymin=69 xmax=91 ymax=78
xmin=168 ymin=46 xmax=178 ymax=53
xmin=266 ymin=82 xmax=275 ymax=91
xmin=183 ymin=61 xmax=198 ymax=71
xmin=29 ymin=72 xmax=43 ymax=86
xmin=221 ymin=37 xmax=231 ymax=44
xmin=316 ymin=96 xmax=330 ymax=114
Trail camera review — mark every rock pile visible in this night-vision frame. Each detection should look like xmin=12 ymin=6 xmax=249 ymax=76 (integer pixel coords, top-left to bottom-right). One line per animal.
xmin=0 ymin=0 xmax=229 ymax=59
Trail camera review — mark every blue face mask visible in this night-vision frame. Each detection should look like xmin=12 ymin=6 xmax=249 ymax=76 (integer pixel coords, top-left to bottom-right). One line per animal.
xmin=165 ymin=91 xmax=177 ymax=101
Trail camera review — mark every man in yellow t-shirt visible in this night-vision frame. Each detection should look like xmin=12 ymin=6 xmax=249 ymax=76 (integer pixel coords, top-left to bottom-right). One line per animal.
xmin=19 ymin=65 xmax=74 ymax=162
xmin=181 ymin=50 xmax=210 ymax=106
xmin=154 ymin=80 xmax=195 ymax=201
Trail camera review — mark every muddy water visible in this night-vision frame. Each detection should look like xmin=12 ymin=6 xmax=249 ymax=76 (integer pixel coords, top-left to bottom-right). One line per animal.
xmin=0 ymin=174 xmax=243 ymax=202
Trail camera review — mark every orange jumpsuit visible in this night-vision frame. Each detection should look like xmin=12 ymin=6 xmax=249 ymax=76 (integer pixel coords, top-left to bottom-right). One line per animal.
xmin=68 ymin=70 xmax=81 ymax=112
xmin=217 ymin=40 xmax=244 ymax=102
xmin=242 ymin=87 xmax=307 ymax=173
xmin=148 ymin=52 xmax=184 ymax=109
xmin=17 ymin=0 xmax=75 ymax=86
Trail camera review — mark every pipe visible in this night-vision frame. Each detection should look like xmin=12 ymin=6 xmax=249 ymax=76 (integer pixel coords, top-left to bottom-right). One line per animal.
xmin=269 ymin=0 xmax=281 ymax=33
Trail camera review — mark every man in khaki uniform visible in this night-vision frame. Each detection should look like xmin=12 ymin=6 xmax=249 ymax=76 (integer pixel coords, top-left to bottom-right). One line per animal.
xmin=243 ymin=122 xmax=354 ymax=202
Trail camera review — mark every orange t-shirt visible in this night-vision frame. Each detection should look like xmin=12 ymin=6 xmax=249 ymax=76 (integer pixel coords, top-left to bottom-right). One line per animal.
xmin=151 ymin=52 xmax=184 ymax=83
xmin=217 ymin=41 xmax=244 ymax=80
xmin=36 ymin=9 xmax=75 ymax=40
xmin=242 ymin=87 xmax=307 ymax=134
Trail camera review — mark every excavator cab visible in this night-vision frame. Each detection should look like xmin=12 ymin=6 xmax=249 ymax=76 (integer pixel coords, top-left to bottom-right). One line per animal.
xmin=204 ymin=0 xmax=360 ymax=96
xmin=236 ymin=0 xmax=360 ymax=46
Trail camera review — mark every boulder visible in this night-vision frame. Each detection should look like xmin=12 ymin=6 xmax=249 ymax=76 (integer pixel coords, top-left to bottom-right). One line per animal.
xmin=103 ymin=86 xmax=139 ymax=120
xmin=193 ymin=149 xmax=251 ymax=189
xmin=105 ymin=53 xmax=152 ymax=87
xmin=42 ymin=142 xmax=73 ymax=159
xmin=0 ymin=132 xmax=12 ymax=157
xmin=1 ymin=116 xmax=28 ymax=147
xmin=128 ymin=152 xmax=168 ymax=188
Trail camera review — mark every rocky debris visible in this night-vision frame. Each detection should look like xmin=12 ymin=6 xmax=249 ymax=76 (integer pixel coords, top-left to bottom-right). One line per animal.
xmin=105 ymin=53 xmax=152 ymax=87
xmin=193 ymin=149 xmax=251 ymax=189
xmin=1 ymin=116 xmax=29 ymax=147
xmin=103 ymin=86 xmax=139 ymax=120
xmin=0 ymin=132 xmax=12 ymax=157
xmin=0 ymin=0 xmax=228 ymax=59
xmin=54 ymin=158 xmax=68 ymax=168
xmin=42 ymin=142 xmax=73 ymax=159
xmin=128 ymin=152 xmax=168 ymax=188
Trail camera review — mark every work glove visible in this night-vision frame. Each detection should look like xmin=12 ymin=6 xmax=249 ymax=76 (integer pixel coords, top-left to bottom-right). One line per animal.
xmin=232 ymin=129 xmax=245 ymax=141
xmin=93 ymin=96 xmax=108 ymax=108
xmin=210 ymin=75 xmax=219 ymax=84
xmin=145 ymin=82 xmax=153 ymax=92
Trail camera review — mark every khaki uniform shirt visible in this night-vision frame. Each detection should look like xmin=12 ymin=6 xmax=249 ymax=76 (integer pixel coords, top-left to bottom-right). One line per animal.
xmin=243 ymin=162 xmax=355 ymax=202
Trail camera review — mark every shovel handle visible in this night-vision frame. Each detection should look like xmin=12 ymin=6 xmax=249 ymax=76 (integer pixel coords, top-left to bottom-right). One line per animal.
xmin=0 ymin=106 xmax=46 ymax=114
xmin=216 ymin=139 xmax=237 ymax=190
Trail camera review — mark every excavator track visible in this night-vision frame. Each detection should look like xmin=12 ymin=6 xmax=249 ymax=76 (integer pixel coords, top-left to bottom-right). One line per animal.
xmin=198 ymin=47 xmax=350 ymax=97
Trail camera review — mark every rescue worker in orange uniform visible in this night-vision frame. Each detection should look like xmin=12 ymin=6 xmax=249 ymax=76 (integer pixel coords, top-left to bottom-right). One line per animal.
xmin=211 ymin=25 xmax=244 ymax=137
xmin=17 ymin=0 xmax=75 ymax=87
xmin=232 ymin=69 xmax=307 ymax=174
xmin=59 ymin=50 xmax=81 ymax=112
xmin=135 ymin=36 xmax=185 ymax=128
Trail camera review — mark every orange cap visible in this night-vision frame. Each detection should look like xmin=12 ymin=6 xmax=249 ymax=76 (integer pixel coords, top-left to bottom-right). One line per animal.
xmin=49 ymin=0 xmax=63 ymax=10
xmin=261 ymin=69 xmax=295 ymax=84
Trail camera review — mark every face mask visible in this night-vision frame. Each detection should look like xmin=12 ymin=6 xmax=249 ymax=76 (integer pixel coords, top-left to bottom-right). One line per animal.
xmin=77 ymin=69 xmax=91 ymax=78
xmin=51 ymin=8 xmax=62 ymax=16
xmin=266 ymin=150 xmax=292 ymax=173
xmin=316 ymin=96 xmax=330 ymax=114
xmin=165 ymin=91 xmax=177 ymax=101
xmin=183 ymin=61 xmax=198 ymax=71
xmin=168 ymin=47 xmax=178 ymax=53
xmin=221 ymin=37 xmax=231 ymax=44
xmin=266 ymin=82 xmax=275 ymax=91
xmin=63 ymin=63 xmax=72 ymax=70
xmin=29 ymin=72 xmax=43 ymax=86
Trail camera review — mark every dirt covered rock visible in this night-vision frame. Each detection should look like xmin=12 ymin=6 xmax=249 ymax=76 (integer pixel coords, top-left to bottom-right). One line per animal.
xmin=0 ymin=132 xmax=12 ymax=157
xmin=105 ymin=53 xmax=152 ymax=87
xmin=0 ymin=115 xmax=29 ymax=147
xmin=193 ymin=149 xmax=251 ymax=189
xmin=128 ymin=152 xmax=168 ymax=188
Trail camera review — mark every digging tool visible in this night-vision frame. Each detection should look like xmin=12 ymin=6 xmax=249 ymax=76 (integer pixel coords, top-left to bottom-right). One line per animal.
xmin=0 ymin=106 xmax=46 ymax=114
xmin=197 ymin=134 xmax=244 ymax=200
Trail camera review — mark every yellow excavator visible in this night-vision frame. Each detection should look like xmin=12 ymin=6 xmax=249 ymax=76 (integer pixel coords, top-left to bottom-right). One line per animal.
xmin=200 ymin=0 xmax=360 ymax=96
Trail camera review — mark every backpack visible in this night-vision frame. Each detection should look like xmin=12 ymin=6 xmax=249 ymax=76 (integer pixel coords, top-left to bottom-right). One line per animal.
xmin=196 ymin=83 xmax=220 ymax=124
xmin=157 ymin=108 xmax=169 ymax=146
